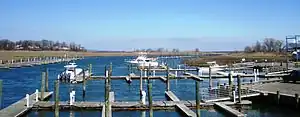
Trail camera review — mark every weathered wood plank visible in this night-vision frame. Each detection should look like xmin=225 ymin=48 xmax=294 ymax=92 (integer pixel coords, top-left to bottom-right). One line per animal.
xmin=214 ymin=102 xmax=245 ymax=117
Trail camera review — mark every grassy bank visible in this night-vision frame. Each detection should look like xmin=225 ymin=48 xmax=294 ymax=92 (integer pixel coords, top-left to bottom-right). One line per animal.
xmin=184 ymin=52 xmax=290 ymax=67
xmin=0 ymin=51 xmax=204 ymax=61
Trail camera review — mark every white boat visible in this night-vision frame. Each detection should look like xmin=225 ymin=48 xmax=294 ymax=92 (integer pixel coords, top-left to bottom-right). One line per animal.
xmin=200 ymin=61 xmax=227 ymax=74
xmin=57 ymin=62 xmax=84 ymax=83
xmin=126 ymin=53 xmax=159 ymax=68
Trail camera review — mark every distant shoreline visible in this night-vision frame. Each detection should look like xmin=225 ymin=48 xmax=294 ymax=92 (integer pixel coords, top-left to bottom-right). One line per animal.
xmin=0 ymin=50 xmax=217 ymax=61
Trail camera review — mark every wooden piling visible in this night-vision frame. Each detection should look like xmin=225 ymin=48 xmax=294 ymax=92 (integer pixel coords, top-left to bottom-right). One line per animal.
xmin=140 ymin=68 xmax=143 ymax=102
xmin=83 ymin=68 xmax=86 ymax=99
xmin=228 ymin=71 xmax=233 ymax=97
xmin=209 ymin=66 xmax=212 ymax=89
xmin=109 ymin=63 xmax=112 ymax=91
xmin=45 ymin=68 xmax=49 ymax=92
xmin=237 ymin=75 xmax=241 ymax=103
xmin=148 ymin=83 xmax=153 ymax=117
xmin=41 ymin=72 xmax=45 ymax=100
xmin=105 ymin=74 xmax=109 ymax=117
xmin=54 ymin=80 xmax=59 ymax=117
xmin=166 ymin=66 xmax=170 ymax=91
xmin=195 ymin=81 xmax=200 ymax=117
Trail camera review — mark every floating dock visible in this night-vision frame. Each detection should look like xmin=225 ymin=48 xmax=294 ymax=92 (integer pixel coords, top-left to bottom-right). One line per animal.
xmin=0 ymin=92 xmax=52 ymax=117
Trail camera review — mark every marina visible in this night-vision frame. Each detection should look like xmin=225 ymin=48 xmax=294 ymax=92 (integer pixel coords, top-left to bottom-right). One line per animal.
xmin=0 ymin=56 xmax=299 ymax=117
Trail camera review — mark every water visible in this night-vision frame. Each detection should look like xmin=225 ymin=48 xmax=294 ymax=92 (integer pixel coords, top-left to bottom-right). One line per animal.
xmin=0 ymin=56 xmax=297 ymax=116
xmin=24 ymin=109 xmax=224 ymax=117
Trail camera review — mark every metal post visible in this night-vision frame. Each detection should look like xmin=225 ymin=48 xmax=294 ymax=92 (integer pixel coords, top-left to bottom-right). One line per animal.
xmin=237 ymin=75 xmax=241 ymax=103
xmin=166 ymin=66 xmax=170 ymax=91
xmin=195 ymin=81 xmax=200 ymax=117
xmin=45 ymin=68 xmax=49 ymax=92
xmin=55 ymin=80 xmax=59 ymax=117
xmin=41 ymin=72 xmax=45 ymax=100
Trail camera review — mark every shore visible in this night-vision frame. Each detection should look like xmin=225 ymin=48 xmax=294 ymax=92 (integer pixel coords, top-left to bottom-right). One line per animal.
xmin=0 ymin=50 xmax=206 ymax=61
xmin=184 ymin=52 xmax=290 ymax=67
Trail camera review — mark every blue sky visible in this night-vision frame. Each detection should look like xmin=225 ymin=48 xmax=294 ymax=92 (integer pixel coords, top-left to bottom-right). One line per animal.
xmin=0 ymin=0 xmax=300 ymax=51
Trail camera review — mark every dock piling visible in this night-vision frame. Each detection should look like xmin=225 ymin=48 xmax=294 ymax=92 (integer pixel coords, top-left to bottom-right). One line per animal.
xmin=140 ymin=68 xmax=144 ymax=103
xmin=166 ymin=66 xmax=170 ymax=91
xmin=237 ymin=75 xmax=241 ymax=103
xmin=82 ymin=69 xmax=86 ymax=100
xmin=41 ymin=72 xmax=45 ymax=100
xmin=228 ymin=71 xmax=233 ymax=97
xmin=45 ymin=68 xmax=49 ymax=92
xmin=209 ymin=66 xmax=212 ymax=89
xmin=195 ymin=81 xmax=200 ymax=117
xmin=148 ymin=83 xmax=153 ymax=117
xmin=54 ymin=80 xmax=59 ymax=117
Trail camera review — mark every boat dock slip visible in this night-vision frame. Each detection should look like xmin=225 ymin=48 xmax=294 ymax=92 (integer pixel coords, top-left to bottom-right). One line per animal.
xmin=32 ymin=100 xmax=252 ymax=110
xmin=165 ymin=91 xmax=197 ymax=117
xmin=214 ymin=102 xmax=245 ymax=117
xmin=183 ymin=72 xmax=203 ymax=81
xmin=90 ymin=73 xmax=287 ymax=80
xmin=245 ymin=82 xmax=300 ymax=96
xmin=0 ymin=92 xmax=52 ymax=117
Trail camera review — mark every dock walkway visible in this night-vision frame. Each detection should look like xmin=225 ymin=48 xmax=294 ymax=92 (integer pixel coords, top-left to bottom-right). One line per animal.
xmin=0 ymin=92 xmax=52 ymax=117
xmin=165 ymin=91 xmax=196 ymax=117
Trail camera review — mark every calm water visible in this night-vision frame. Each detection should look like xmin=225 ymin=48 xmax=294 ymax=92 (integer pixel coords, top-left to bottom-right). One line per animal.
xmin=24 ymin=109 xmax=225 ymax=117
xmin=0 ymin=56 xmax=298 ymax=116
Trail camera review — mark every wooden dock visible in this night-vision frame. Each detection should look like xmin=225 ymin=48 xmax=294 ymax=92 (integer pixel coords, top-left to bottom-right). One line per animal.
xmin=0 ymin=57 xmax=82 ymax=69
xmin=165 ymin=91 xmax=197 ymax=117
xmin=0 ymin=92 xmax=52 ymax=117
xmin=184 ymin=72 xmax=203 ymax=81
xmin=214 ymin=102 xmax=245 ymax=117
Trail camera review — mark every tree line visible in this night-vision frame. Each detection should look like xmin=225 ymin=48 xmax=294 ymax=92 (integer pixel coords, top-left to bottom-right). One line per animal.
xmin=244 ymin=38 xmax=284 ymax=53
xmin=0 ymin=39 xmax=86 ymax=51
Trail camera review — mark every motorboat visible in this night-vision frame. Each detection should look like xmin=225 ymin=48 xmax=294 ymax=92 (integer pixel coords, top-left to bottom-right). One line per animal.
xmin=57 ymin=62 xmax=85 ymax=83
xmin=126 ymin=53 xmax=159 ymax=68
xmin=199 ymin=61 xmax=227 ymax=74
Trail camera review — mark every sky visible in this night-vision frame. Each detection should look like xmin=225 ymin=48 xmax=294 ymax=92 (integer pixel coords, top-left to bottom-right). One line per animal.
xmin=0 ymin=0 xmax=300 ymax=51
